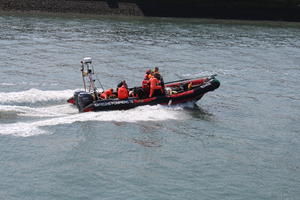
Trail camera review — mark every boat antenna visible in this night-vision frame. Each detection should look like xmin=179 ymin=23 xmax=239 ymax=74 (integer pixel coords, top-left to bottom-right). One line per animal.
xmin=81 ymin=57 xmax=99 ymax=100
xmin=91 ymin=57 xmax=104 ymax=91
xmin=94 ymin=73 xmax=104 ymax=92
xmin=80 ymin=61 xmax=87 ymax=91
xmin=88 ymin=58 xmax=104 ymax=92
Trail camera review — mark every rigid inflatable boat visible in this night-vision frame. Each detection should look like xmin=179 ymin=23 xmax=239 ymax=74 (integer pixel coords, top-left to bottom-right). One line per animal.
xmin=68 ymin=58 xmax=220 ymax=112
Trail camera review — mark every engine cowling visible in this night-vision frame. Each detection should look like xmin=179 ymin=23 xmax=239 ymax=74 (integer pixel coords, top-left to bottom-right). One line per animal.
xmin=73 ymin=90 xmax=85 ymax=106
xmin=77 ymin=92 xmax=94 ymax=112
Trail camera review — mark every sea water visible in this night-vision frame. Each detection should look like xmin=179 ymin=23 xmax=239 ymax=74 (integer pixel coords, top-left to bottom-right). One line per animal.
xmin=0 ymin=12 xmax=300 ymax=200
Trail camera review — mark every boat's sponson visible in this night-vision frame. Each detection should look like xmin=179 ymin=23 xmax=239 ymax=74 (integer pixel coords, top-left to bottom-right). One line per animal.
xmin=81 ymin=77 xmax=220 ymax=112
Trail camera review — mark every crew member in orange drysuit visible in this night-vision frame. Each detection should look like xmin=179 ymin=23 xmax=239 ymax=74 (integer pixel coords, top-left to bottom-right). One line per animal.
xmin=118 ymin=84 xmax=129 ymax=100
xmin=100 ymin=88 xmax=113 ymax=99
xmin=149 ymin=73 xmax=163 ymax=97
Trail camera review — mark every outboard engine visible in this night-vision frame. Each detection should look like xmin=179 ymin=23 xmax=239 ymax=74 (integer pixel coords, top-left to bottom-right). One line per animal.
xmin=77 ymin=92 xmax=94 ymax=112
xmin=73 ymin=90 xmax=85 ymax=106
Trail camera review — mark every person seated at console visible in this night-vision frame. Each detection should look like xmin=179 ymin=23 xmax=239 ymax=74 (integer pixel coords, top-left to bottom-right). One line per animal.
xmin=116 ymin=80 xmax=128 ymax=92
xmin=118 ymin=84 xmax=129 ymax=100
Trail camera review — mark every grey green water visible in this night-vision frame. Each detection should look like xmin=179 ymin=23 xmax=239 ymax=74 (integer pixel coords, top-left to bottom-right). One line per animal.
xmin=0 ymin=12 xmax=300 ymax=200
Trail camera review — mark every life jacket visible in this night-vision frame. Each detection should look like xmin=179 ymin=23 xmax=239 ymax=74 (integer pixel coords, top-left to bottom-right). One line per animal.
xmin=142 ymin=79 xmax=150 ymax=89
xmin=100 ymin=89 xmax=112 ymax=99
xmin=118 ymin=85 xmax=129 ymax=100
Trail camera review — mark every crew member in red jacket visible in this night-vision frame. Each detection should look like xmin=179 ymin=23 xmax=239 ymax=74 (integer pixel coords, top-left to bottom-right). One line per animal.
xmin=118 ymin=84 xmax=129 ymax=100
xmin=142 ymin=70 xmax=151 ymax=97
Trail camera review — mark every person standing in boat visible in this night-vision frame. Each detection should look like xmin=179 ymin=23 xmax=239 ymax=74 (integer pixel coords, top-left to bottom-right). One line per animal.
xmin=148 ymin=69 xmax=154 ymax=79
xmin=149 ymin=73 xmax=163 ymax=97
xmin=153 ymin=67 xmax=165 ymax=92
xmin=141 ymin=70 xmax=151 ymax=97
xmin=118 ymin=84 xmax=129 ymax=100
xmin=144 ymin=69 xmax=151 ymax=79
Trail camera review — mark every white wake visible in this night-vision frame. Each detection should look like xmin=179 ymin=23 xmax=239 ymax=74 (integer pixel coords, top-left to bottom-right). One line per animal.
xmin=0 ymin=89 xmax=189 ymax=137
xmin=0 ymin=88 xmax=75 ymax=104
xmin=0 ymin=105 xmax=186 ymax=137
